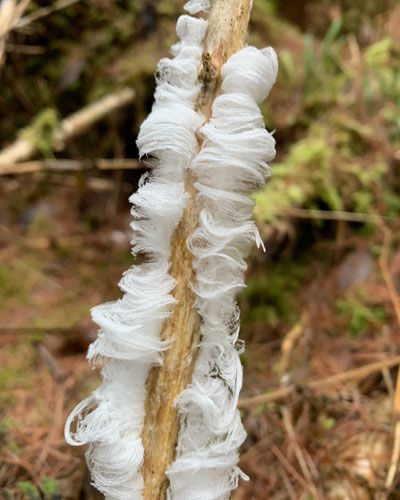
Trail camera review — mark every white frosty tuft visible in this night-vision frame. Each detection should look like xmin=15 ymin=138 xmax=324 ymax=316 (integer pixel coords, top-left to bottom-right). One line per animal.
xmin=64 ymin=13 xmax=206 ymax=499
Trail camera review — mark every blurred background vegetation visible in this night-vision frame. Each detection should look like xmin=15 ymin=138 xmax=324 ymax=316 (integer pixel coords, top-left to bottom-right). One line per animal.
xmin=1 ymin=0 xmax=400 ymax=498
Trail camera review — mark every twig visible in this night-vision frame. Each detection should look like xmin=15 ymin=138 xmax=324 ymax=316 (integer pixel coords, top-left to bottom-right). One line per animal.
xmin=270 ymin=444 xmax=311 ymax=493
xmin=38 ymin=345 xmax=67 ymax=383
xmin=281 ymin=407 xmax=320 ymax=498
xmin=0 ymin=88 xmax=135 ymax=169
xmin=386 ymin=368 xmax=400 ymax=489
xmin=378 ymin=224 xmax=400 ymax=325
xmin=0 ymin=0 xmax=81 ymax=68
xmin=141 ymin=1 xmax=253 ymax=498
xmin=378 ymin=222 xmax=400 ymax=490
xmin=0 ymin=0 xmax=31 ymax=67
xmin=271 ymin=207 xmax=395 ymax=224
xmin=15 ymin=0 xmax=81 ymax=29
xmin=0 ymin=158 xmax=143 ymax=175
xmin=278 ymin=314 xmax=308 ymax=377
xmin=4 ymin=41 xmax=44 ymax=54
xmin=239 ymin=354 xmax=400 ymax=408
xmin=278 ymin=466 xmax=298 ymax=500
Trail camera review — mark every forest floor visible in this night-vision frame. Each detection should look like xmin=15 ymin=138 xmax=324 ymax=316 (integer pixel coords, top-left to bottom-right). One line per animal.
xmin=1 ymin=0 xmax=400 ymax=498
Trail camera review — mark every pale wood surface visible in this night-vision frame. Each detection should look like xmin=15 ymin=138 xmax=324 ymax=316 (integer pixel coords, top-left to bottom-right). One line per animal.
xmin=141 ymin=1 xmax=253 ymax=498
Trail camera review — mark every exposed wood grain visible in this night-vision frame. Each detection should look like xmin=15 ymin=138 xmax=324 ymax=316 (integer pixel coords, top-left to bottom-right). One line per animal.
xmin=141 ymin=1 xmax=253 ymax=498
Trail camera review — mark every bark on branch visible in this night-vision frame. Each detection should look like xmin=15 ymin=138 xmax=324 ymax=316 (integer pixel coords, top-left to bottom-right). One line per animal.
xmin=141 ymin=1 xmax=253 ymax=498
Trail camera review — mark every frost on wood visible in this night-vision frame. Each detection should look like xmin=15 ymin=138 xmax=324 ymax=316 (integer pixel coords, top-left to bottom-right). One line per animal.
xmin=64 ymin=1 xmax=278 ymax=498
xmin=64 ymin=9 xmax=207 ymax=499
xmin=167 ymin=46 xmax=278 ymax=499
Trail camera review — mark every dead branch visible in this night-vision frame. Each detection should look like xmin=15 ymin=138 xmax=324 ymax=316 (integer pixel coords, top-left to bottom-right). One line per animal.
xmin=0 ymin=88 xmax=135 ymax=170
xmin=141 ymin=1 xmax=253 ymax=498
xmin=0 ymin=0 xmax=81 ymax=68
xmin=270 ymin=207 xmax=395 ymax=224
xmin=0 ymin=158 xmax=143 ymax=175
xmin=0 ymin=0 xmax=30 ymax=67
xmin=15 ymin=0 xmax=81 ymax=30
xmin=239 ymin=354 xmax=400 ymax=409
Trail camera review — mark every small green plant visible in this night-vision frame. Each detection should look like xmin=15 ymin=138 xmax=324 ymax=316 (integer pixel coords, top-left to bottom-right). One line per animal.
xmin=17 ymin=481 xmax=41 ymax=500
xmin=16 ymin=477 xmax=60 ymax=500
xmin=41 ymin=476 xmax=60 ymax=499
xmin=336 ymin=289 xmax=386 ymax=336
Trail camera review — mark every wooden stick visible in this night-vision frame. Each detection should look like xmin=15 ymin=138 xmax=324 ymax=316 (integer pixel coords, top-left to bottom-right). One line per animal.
xmin=238 ymin=354 xmax=400 ymax=409
xmin=0 ymin=158 xmax=143 ymax=175
xmin=0 ymin=88 xmax=135 ymax=169
xmin=141 ymin=2 xmax=253 ymax=498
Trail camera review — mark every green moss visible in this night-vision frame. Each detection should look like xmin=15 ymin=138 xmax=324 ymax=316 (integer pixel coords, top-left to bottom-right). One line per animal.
xmin=19 ymin=109 xmax=59 ymax=158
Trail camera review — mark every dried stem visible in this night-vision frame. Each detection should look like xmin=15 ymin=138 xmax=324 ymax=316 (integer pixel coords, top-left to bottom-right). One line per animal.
xmin=141 ymin=1 xmax=253 ymax=498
